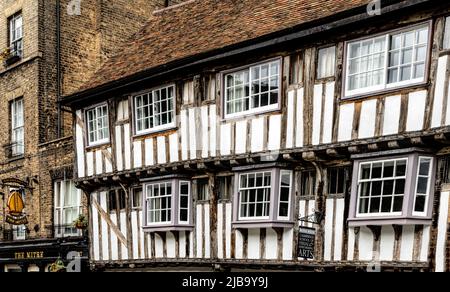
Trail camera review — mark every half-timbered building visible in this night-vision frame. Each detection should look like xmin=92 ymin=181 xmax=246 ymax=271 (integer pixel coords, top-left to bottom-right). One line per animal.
xmin=63 ymin=0 xmax=450 ymax=272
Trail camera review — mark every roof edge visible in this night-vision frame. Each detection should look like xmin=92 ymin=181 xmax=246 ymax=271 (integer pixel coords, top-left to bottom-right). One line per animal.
xmin=62 ymin=0 xmax=432 ymax=107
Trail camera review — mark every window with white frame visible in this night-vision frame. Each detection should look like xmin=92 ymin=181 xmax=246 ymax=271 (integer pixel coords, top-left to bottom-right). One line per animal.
xmin=131 ymin=187 xmax=142 ymax=209
xmin=224 ymin=60 xmax=280 ymax=118
xmin=350 ymin=153 xmax=435 ymax=224
xmin=413 ymin=157 xmax=433 ymax=215
xmin=444 ymin=17 xmax=450 ymax=50
xmin=357 ymin=159 xmax=407 ymax=216
xmin=345 ymin=24 xmax=430 ymax=97
xmin=11 ymin=98 xmax=24 ymax=156
xmin=239 ymin=172 xmax=272 ymax=219
xmin=86 ymin=104 xmax=109 ymax=146
xmin=143 ymin=178 xmax=192 ymax=230
xmin=134 ymin=85 xmax=175 ymax=135
xmin=235 ymin=168 xmax=293 ymax=225
xmin=54 ymin=180 xmax=82 ymax=237
xmin=317 ymin=46 xmax=336 ymax=79
xmin=9 ymin=13 xmax=23 ymax=57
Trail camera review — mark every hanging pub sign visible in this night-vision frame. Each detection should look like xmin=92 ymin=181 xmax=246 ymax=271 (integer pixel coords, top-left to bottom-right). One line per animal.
xmin=5 ymin=189 xmax=28 ymax=225
xmin=298 ymin=227 xmax=316 ymax=260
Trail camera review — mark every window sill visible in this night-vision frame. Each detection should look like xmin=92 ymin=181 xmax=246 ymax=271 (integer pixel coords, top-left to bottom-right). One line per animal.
xmin=233 ymin=220 xmax=295 ymax=229
xmin=85 ymin=141 xmax=111 ymax=151
xmin=143 ymin=224 xmax=194 ymax=233
xmin=7 ymin=155 xmax=25 ymax=163
xmin=133 ymin=125 xmax=177 ymax=140
xmin=342 ymin=80 xmax=428 ymax=101
xmin=348 ymin=216 xmax=432 ymax=227
xmin=222 ymin=106 xmax=281 ymax=122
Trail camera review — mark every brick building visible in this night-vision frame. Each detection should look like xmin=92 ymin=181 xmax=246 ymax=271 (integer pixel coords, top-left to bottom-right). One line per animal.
xmin=0 ymin=0 xmax=163 ymax=272
xmin=64 ymin=0 xmax=450 ymax=272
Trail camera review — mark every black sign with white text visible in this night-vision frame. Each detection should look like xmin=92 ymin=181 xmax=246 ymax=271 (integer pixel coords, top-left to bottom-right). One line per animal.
xmin=298 ymin=227 xmax=316 ymax=260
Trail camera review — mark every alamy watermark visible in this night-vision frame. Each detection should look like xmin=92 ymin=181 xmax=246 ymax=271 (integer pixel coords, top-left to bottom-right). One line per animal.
xmin=67 ymin=0 xmax=82 ymax=16
xmin=367 ymin=0 xmax=382 ymax=16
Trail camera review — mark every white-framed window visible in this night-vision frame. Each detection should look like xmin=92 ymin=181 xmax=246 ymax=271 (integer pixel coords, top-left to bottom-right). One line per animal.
xmin=134 ymin=85 xmax=175 ymax=135
xmin=11 ymin=98 xmax=24 ymax=156
xmin=9 ymin=12 xmax=23 ymax=57
xmin=413 ymin=157 xmax=433 ymax=216
xmin=179 ymin=181 xmax=190 ymax=223
xmin=345 ymin=24 xmax=430 ymax=97
xmin=224 ymin=59 xmax=280 ymax=118
xmin=238 ymin=171 xmax=272 ymax=220
xmin=86 ymin=104 xmax=109 ymax=146
xmin=357 ymin=158 xmax=407 ymax=216
xmin=350 ymin=153 xmax=435 ymax=224
xmin=278 ymin=171 xmax=292 ymax=220
xmin=143 ymin=178 xmax=192 ymax=230
xmin=444 ymin=17 xmax=450 ymax=50
xmin=145 ymin=182 xmax=172 ymax=225
xmin=54 ymin=180 xmax=82 ymax=237
xmin=317 ymin=46 xmax=336 ymax=79
xmin=235 ymin=168 xmax=293 ymax=223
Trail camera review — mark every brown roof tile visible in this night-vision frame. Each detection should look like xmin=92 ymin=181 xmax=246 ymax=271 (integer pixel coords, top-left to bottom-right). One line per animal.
xmin=79 ymin=0 xmax=372 ymax=92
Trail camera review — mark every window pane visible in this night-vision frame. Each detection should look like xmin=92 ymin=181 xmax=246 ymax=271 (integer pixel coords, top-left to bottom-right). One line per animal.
xmin=239 ymin=171 xmax=272 ymax=218
xmin=414 ymin=195 xmax=426 ymax=213
xmin=318 ymin=46 xmax=336 ymax=79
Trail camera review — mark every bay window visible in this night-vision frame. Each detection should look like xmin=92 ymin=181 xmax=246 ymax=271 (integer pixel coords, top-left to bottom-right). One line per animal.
xmin=349 ymin=151 xmax=435 ymax=226
xmin=224 ymin=59 xmax=281 ymax=118
xmin=142 ymin=177 xmax=192 ymax=231
xmin=233 ymin=167 xmax=294 ymax=228
xmin=345 ymin=23 xmax=430 ymax=98
xmin=86 ymin=104 xmax=109 ymax=146
xmin=134 ymin=84 xmax=175 ymax=135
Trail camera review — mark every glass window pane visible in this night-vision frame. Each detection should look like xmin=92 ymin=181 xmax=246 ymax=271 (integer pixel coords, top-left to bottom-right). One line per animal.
xmin=414 ymin=195 xmax=426 ymax=213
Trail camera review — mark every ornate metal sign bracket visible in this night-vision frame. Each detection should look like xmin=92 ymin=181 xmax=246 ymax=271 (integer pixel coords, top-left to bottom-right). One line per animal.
xmin=298 ymin=210 xmax=324 ymax=225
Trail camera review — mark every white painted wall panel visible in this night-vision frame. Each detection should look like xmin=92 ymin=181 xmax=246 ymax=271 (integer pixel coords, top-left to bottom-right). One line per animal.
xmin=217 ymin=204 xmax=224 ymax=259
xmin=225 ymin=203 xmax=232 ymax=259
xmin=420 ymin=226 xmax=430 ymax=263
xmin=431 ymin=55 xmax=448 ymax=128
xmin=347 ymin=227 xmax=355 ymax=261
xmin=248 ymin=229 xmax=260 ymax=260
xmin=179 ymin=232 xmax=187 ymax=258
xmin=123 ymin=124 xmax=131 ymax=170
xmin=131 ymin=211 xmax=139 ymax=259
xmin=338 ymin=103 xmax=354 ymax=142
xmin=265 ymin=228 xmax=278 ymax=260
xmin=75 ymin=110 xmax=85 ymax=178
xmin=209 ymin=105 xmax=217 ymax=157
xmin=251 ymin=117 xmax=264 ymax=153
xmin=115 ymin=126 xmax=123 ymax=171
xmin=235 ymin=230 xmax=244 ymax=259
xmin=86 ymin=151 xmax=94 ymax=177
xmin=110 ymin=213 xmax=119 ymax=261
xmin=169 ymin=133 xmax=179 ymax=163
xmin=92 ymin=199 xmax=100 ymax=261
xmin=120 ymin=212 xmax=128 ymax=260
xmin=166 ymin=232 xmax=176 ymax=258
xmin=99 ymin=192 xmax=109 ymax=261
xmin=358 ymin=227 xmax=373 ymax=261
xmin=268 ymin=115 xmax=281 ymax=151
xmin=201 ymin=106 xmax=209 ymax=158
xmin=286 ymin=90 xmax=295 ymax=148
xmin=95 ymin=150 xmax=102 ymax=175
xmin=383 ymin=95 xmax=401 ymax=136
xmin=204 ymin=204 xmax=211 ymax=258
xmin=436 ymin=191 xmax=449 ymax=272
xmin=144 ymin=138 xmax=154 ymax=166
xmin=133 ymin=141 xmax=142 ymax=169
xmin=154 ymin=233 xmax=164 ymax=258
xmin=157 ymin=136 xmax=167 ymax=164
xmin=407 ymin=90 xmax=427 ymax=132
xmin=379 ymin=226 xmax=395 ymax=261
xmin=400 ymin=225 xmax=415 ymax=262
xmin=295 ymin=88 xmax=304 ymax=147
xmin=235 ymin=120 xmax=247 ymax=155
xmin=220 ymin=124 xmax=232 ymax=156
xmin=105 ymin=148 xmax=113 ymax=173
xmin=312 ymin=84 xmax=323 ymax=145
xmin=181 ymin=109 xmax=189 ymax=160
xmin=324 ymin=199 xmax=334 ymax=261
xmin=196 ymin=204 xmax=203 ymax=258
xmin=334 ymin=198 xmax=345 ymax=261
xmin=282 ymin=228 xmax=293 ymax=260
xmin=359 ymin=99 xmax=377 ymax=139
xmin=322 ymin=82 xmax=335 ymax=144
xmin=189 ymin=108 xmax=197 ymax=159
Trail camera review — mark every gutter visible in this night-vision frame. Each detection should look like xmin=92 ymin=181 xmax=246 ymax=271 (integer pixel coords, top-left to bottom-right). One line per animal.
xmin=61 ymin=0 xmax=435 ymax=107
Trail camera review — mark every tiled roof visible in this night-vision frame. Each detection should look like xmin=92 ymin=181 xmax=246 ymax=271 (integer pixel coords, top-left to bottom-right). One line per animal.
xmin=77 ymin=0 xmax=372 ymax=93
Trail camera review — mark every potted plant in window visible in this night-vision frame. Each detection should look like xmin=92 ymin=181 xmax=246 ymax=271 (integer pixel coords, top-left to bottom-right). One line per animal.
xmin=73 ymin=214 xmax=88 ymax=230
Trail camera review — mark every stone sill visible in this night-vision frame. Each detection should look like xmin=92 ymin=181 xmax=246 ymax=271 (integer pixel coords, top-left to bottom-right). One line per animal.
xmin=233 ymin=221 xmax=295 ymax=229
